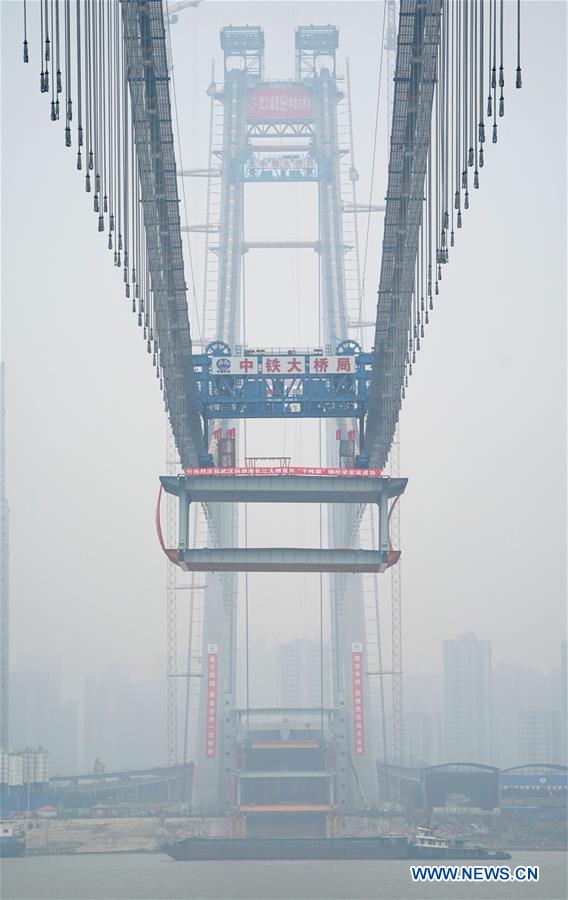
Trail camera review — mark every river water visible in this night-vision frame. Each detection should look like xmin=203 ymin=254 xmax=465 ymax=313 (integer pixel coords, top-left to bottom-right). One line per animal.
xmin=1 ymin=851 xmax=566 ymax=900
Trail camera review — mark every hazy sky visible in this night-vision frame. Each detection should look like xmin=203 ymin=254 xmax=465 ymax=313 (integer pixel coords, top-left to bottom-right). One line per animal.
xmin=1 ymin=1 xmax=566 ymax=713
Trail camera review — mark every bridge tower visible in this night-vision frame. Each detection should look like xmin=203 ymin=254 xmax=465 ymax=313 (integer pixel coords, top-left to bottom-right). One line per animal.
xmin=180 ymin=25 xmax=400 ymax=828
xmin=190 ymin=26 xmax=264 ymax=815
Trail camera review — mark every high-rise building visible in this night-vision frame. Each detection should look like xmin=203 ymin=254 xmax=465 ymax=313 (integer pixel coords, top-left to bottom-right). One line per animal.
xmin=11 ymin=670 xmax=60 ymax=753
xmin=443 ymin=633 xmax=492 ymax=765
xmin=83 ymin=674 xmax=119 ymax=771
xmin=519 ymin=709 xmax=562 ymax=766
xmin=561 ymin=641 xmax=567 ymax=765
xmin=0 ymin=363 xmax=9 ymax=751
xmin=52 ymin=701 xmax=79 ymax=775
xmin=279 ymin=641 xmax=323 ymax=709
xmin=492 ymin=662 xmax=555 ymax=768
xmin=83 ymin=670 xmax=165 ymax=771
xmin=404 ymin=673 xmax=443 ymax=766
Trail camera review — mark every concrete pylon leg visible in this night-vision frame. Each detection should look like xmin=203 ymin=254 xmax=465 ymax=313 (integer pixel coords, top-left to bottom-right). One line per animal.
xmin=178 ymin=490 xmax=190 ymax=551
xmin=378 ymin=494 xmax=389 ymax=554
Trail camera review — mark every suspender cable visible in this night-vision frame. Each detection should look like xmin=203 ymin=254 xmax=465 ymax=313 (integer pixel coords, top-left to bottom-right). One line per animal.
xmin=473 ymin=0 xmax=479 ymax=187
xmin=115 ymin=2 xmax=121 ymax=261
xmin=361 ymin=2 xmax=387 ymax=304
xmin=317 ymin=246 xmax=324 ymax=740
xmin=85 ymin=0 xmax=92 ymax=182
xmin=23 ymin=0 xmax=29 ymax=62
xmin=50 ymin=1 xmax=56 ymax=119
xmin=498 ymin=0 xmax=504 ymax=116
xmin=64 ymin=0 xmax=72 ymax=146
xmin=100 ymin=0 xmax=107 ymax=221
xmin=242 ymin=254 xmax=250 ymax=736
xmin=123 ymin=50 xmax=129 ymax=293
xmin=44 ymin=0 xmax=50 ymax=67
xmin=76 ymin=0 xmax=83 ymax=168
xmin=487 ymin=0 xmax=492 ymax=117
xmin=449 ymin=0 xmax=454 ymax=246
xmin=492 ymin=0 xmax=498 ymax=141
xmin=55 ymin=0 xmax=61 ymax=106
xmin=469 ymin=0 xmax=475 ymax=168
xmin=516 ymin=0 xmax=522 ymax=88
xmin=107 ymin=0 xmax=114 ymax=246
xmin=40 ymin=0 xmax=45 ymax=90
xmin=92 ymin=0 xmax=100 ymax=212
xmin=443 ymin=2 xmax=449 ymax=251
xmin=454 ymin=0 xmax=460 ymax=223
xmin=462 ymin=0 xmax=468 ymax=193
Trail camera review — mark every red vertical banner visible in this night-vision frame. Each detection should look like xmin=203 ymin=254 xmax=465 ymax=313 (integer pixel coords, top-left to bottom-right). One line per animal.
xmin=205 ymin=645 xmax=218 ymax=759
xmin=352 ymin=643 xmax=365 ymax=756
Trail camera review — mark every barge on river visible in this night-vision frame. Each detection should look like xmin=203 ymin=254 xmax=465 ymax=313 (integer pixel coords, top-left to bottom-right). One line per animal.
xmin=163 ymin=828 xmax=511 ymax=861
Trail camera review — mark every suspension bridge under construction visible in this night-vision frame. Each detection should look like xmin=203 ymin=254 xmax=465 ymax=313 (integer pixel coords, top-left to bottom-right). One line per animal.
xmin=16 ymin=0 xmax=523 ymax=839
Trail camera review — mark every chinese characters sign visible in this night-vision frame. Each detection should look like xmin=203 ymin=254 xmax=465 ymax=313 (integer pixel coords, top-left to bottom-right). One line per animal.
xmin=352 ymin=643 xmax=365 ymax=756
xmin=247 ymin=86 xmax=313 ymax=120
xmin=245 ymin=155 xmax=317 ymax=180
xmin=205 ymin=645 xmax=218 ymax=759
xmin=184 ymin=466 xmax=383 ymax=477
xmin=307 ymin=356 xmax=354 ymax=374
xmin=210 ymin=355 xmax=355 ymax=376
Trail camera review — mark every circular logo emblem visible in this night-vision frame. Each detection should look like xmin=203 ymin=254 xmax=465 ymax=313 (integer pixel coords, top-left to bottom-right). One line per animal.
xmin=215 ymin=358 xmax=231 ymax=372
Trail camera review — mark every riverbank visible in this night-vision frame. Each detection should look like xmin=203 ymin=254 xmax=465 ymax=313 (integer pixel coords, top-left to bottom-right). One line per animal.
xmin=15 ymin=811 xmax=566 ymax=855
xmin=23 ymin=816 xmax=228 ymax=855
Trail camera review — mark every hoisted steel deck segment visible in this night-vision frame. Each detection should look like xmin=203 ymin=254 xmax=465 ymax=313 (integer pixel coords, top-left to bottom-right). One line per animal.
xmin=169 ymin=548 xmax=399 ymax=574
xmin=160 ymin=474 xmax=407 ymax=505
xmin=159 ymin=474 xmax=406 ymax=573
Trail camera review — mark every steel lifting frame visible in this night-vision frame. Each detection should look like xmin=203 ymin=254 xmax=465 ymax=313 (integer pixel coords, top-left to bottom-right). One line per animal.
xmin=191 ymin=352 xmax=373 ymax=423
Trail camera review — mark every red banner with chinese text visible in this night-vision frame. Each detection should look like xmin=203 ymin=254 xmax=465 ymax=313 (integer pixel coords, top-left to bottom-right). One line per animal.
xmin=247 ymin=86 xmax=313 ymax=120
xmin=183 ymin=466 xmax=382 ymax=478
xmin=205 ymin=647 xmax=218 ymax=759
xmin=352 ymin=645 xmax=365 ymax=756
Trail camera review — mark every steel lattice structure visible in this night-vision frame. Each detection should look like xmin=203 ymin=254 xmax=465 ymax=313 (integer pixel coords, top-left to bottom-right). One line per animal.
xmin=365 ymin=0 xmax=442 ymax=468
xmin=121 ymin=0 xmax=203 ymax=467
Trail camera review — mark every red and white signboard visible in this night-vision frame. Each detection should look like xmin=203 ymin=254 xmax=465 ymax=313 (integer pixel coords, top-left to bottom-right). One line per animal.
xmin=205 ymin=644 xmax=218 ymax=759
xmin=184 ymin=466 xmax=382 ymax=478
xmin=210 ymin=356 xmax=258 ymax=375
xmin=209 ymin=355 xmax=356 ymax=376
xmin=352 ymin=643 xmax=365 ymax=757
xmin=261 ymin=356 xmax=306 ymax=374
xmin=307 ymin=356 xmax=354 ymax=374
xmin=247 ymin=86 xmax=313 ymax=120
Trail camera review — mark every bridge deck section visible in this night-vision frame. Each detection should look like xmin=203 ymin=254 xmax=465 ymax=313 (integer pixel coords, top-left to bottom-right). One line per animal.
xmin=175 ymin=547 xmax=399 ymax=574
xmin=160 ymin=474 xmax=407 ymax=505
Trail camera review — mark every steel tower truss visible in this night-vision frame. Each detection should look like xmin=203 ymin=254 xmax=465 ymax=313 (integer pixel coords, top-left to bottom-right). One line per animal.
xmin=186 ymin=24 xmax=393 ymax=817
